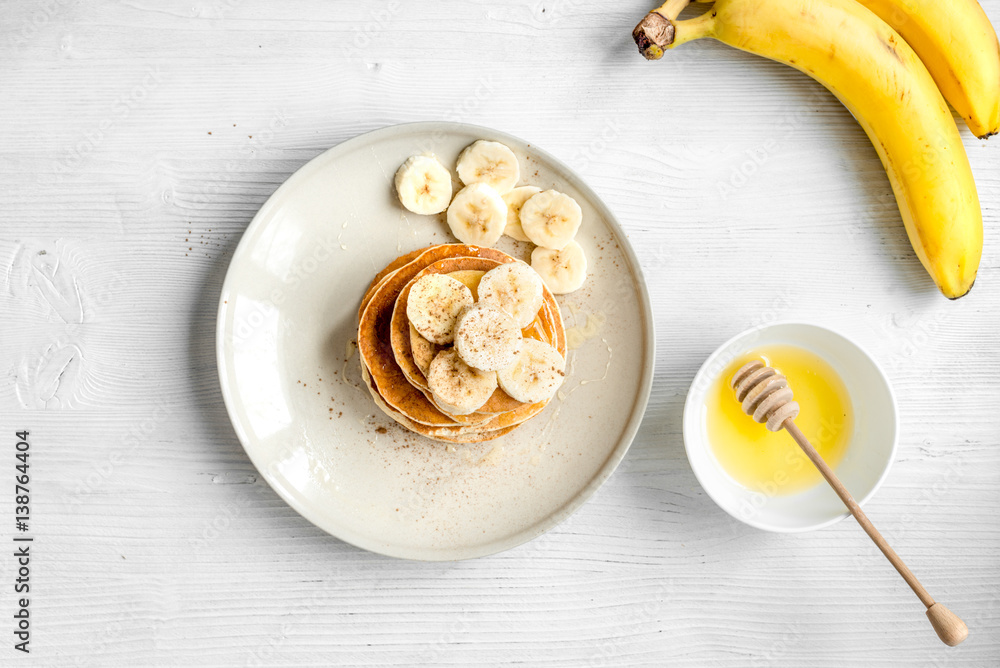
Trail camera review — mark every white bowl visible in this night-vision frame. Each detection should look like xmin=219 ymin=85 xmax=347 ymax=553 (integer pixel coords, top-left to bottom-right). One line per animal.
xmin=683 ymin=322 xmax=898 ymax=532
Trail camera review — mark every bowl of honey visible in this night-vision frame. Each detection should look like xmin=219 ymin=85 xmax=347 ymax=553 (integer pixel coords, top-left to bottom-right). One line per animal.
xmin=683 ymin=322 xmax=898 ymax=532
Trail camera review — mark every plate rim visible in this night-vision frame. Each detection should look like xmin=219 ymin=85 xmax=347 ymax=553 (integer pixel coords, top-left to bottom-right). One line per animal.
xmin=216 ymin=121 xmax=656 ymax=560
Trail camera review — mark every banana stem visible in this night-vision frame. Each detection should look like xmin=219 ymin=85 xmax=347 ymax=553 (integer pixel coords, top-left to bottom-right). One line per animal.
xmin=656 ymin=0 xmax=691 ymax=20
xmin=669 ymin=10 xmax=716 ymax=48
xmin=634 ymin=3 xmax=716 ymax=59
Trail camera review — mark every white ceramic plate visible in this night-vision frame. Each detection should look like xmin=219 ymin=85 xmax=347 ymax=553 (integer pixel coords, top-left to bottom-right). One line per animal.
xmin=217 ymin=122 xmax=654 ymax=560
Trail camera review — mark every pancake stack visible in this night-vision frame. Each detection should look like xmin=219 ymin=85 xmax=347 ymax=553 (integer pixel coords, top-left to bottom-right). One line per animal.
xmin=358 ymin=244 xmax=567 ymax=443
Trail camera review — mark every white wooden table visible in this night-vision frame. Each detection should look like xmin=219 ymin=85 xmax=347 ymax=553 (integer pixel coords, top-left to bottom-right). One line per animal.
xmin=2 ymin=1 xmax=998 ymax=665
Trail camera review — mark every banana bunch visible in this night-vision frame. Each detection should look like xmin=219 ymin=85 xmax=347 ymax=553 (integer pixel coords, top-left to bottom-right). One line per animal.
xmin=633 ymin=0 xmax=1000 ymax=299
xmin=857 ymin=0 xmax=1000 ymax=139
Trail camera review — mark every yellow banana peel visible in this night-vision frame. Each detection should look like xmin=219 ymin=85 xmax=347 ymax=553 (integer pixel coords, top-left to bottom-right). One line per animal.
xmin=857 ymin=0 xmax=1000 ymax=139
xmin=634 ymin=0 xmax=984 ymax=299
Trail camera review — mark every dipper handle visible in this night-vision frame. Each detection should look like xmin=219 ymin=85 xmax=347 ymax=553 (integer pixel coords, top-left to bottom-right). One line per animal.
xmin=731 ymin=360 xmax=968 ymax=646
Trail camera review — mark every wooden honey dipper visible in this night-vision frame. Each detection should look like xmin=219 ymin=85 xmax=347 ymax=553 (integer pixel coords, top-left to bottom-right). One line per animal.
xmin=731 ymin=360 xmax=968 ymax=647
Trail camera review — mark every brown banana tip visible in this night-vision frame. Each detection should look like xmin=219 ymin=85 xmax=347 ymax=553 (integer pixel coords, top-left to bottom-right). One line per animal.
xmin=947 ymin=278 xmax=974 ymax=300
xmin=633 ymin=12 xmax=674 ymax=60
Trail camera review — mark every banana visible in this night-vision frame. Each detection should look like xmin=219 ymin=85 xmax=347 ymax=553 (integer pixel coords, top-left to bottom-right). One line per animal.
xmin=633 ymin=0 xmax=983 ymax=299
xmin=405 ymin=273 xmax=474 ymax=345
xmin=855 ymin=0 xmax=1000 ymax=139
xmin=394 ymin=154 xmax=453 ymax=215
xmin=409 ymin=324 xmax=441 ymax=377
xmin=456 ymin=140 xmax=520 ymax=194
xmin=454 ymin=303 xmax=523 ymax=372
xmin=531 ymin=240 xmax=588 ymax=295
xmin=497 ymin=339 xmax=566 ymax=404
xmin=447 ymin=183 xmax=508 ymax=247
xmin=477 ymin=262 xmax=545 ymax=329
xmin=427 ymin=348 xmax=498 ymax=415
xmin=519 ymin=190 xmax=583 ymax=250
xmin=502 ymin=186 xmax=542 ymax=241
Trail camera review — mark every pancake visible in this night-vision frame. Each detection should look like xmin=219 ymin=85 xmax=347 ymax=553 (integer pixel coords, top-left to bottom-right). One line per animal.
xmin=356 ymin=243 xmax=567 ymax=443
xmin=361 ymin=364 xmax=517 ymax=443
xmin=405 ymin=331 xmax=504 ymax=425
xmin=392 ymin=259 xmax=567 ymax=417
xmin=358 ymin=245 xmax=516 ymax=427
xmin=390 ymin=257 xmax=513 ymax=395
xmin=391 ymin=257 xmax=570 ymax=421
xmin=405 ymin=299 xmax=564 ymax=418
xmin=357 ymin=245 xmax=430 ymax=322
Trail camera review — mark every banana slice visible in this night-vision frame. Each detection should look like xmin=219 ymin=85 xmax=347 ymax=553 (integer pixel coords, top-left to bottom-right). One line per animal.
xmin=454 ymin=303 xmax=523 ymax=372
xmin=455 ymin=140 xmax=520 ymax=194
xmin=519 ymin=190 xmax=583 ymax=250
xmin=501 ymin=186 xmax=541 ymax=242
xmin=477 ymin=262 xmax=544 ymax=329
xmin=405 ymin=273 xmax=474 ymax=345
xmin=446 ymin=183 xmax=508 ymax=247
xmin=531 ymin=240 xmax=587 ymax=294
xmin=497 ymin=339 xmax=566 ymax=404
xmin=409 ymin=324 xmax=441 ymax=377
xmin=394 ymin=155 xmax=453 ymax=215
xmin=427 ymin=348 xmax=498 ymax=415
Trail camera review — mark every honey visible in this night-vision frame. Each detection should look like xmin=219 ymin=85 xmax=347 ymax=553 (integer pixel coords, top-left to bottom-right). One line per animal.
xmin=703 ymin=345 xmax=853 ymax=495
